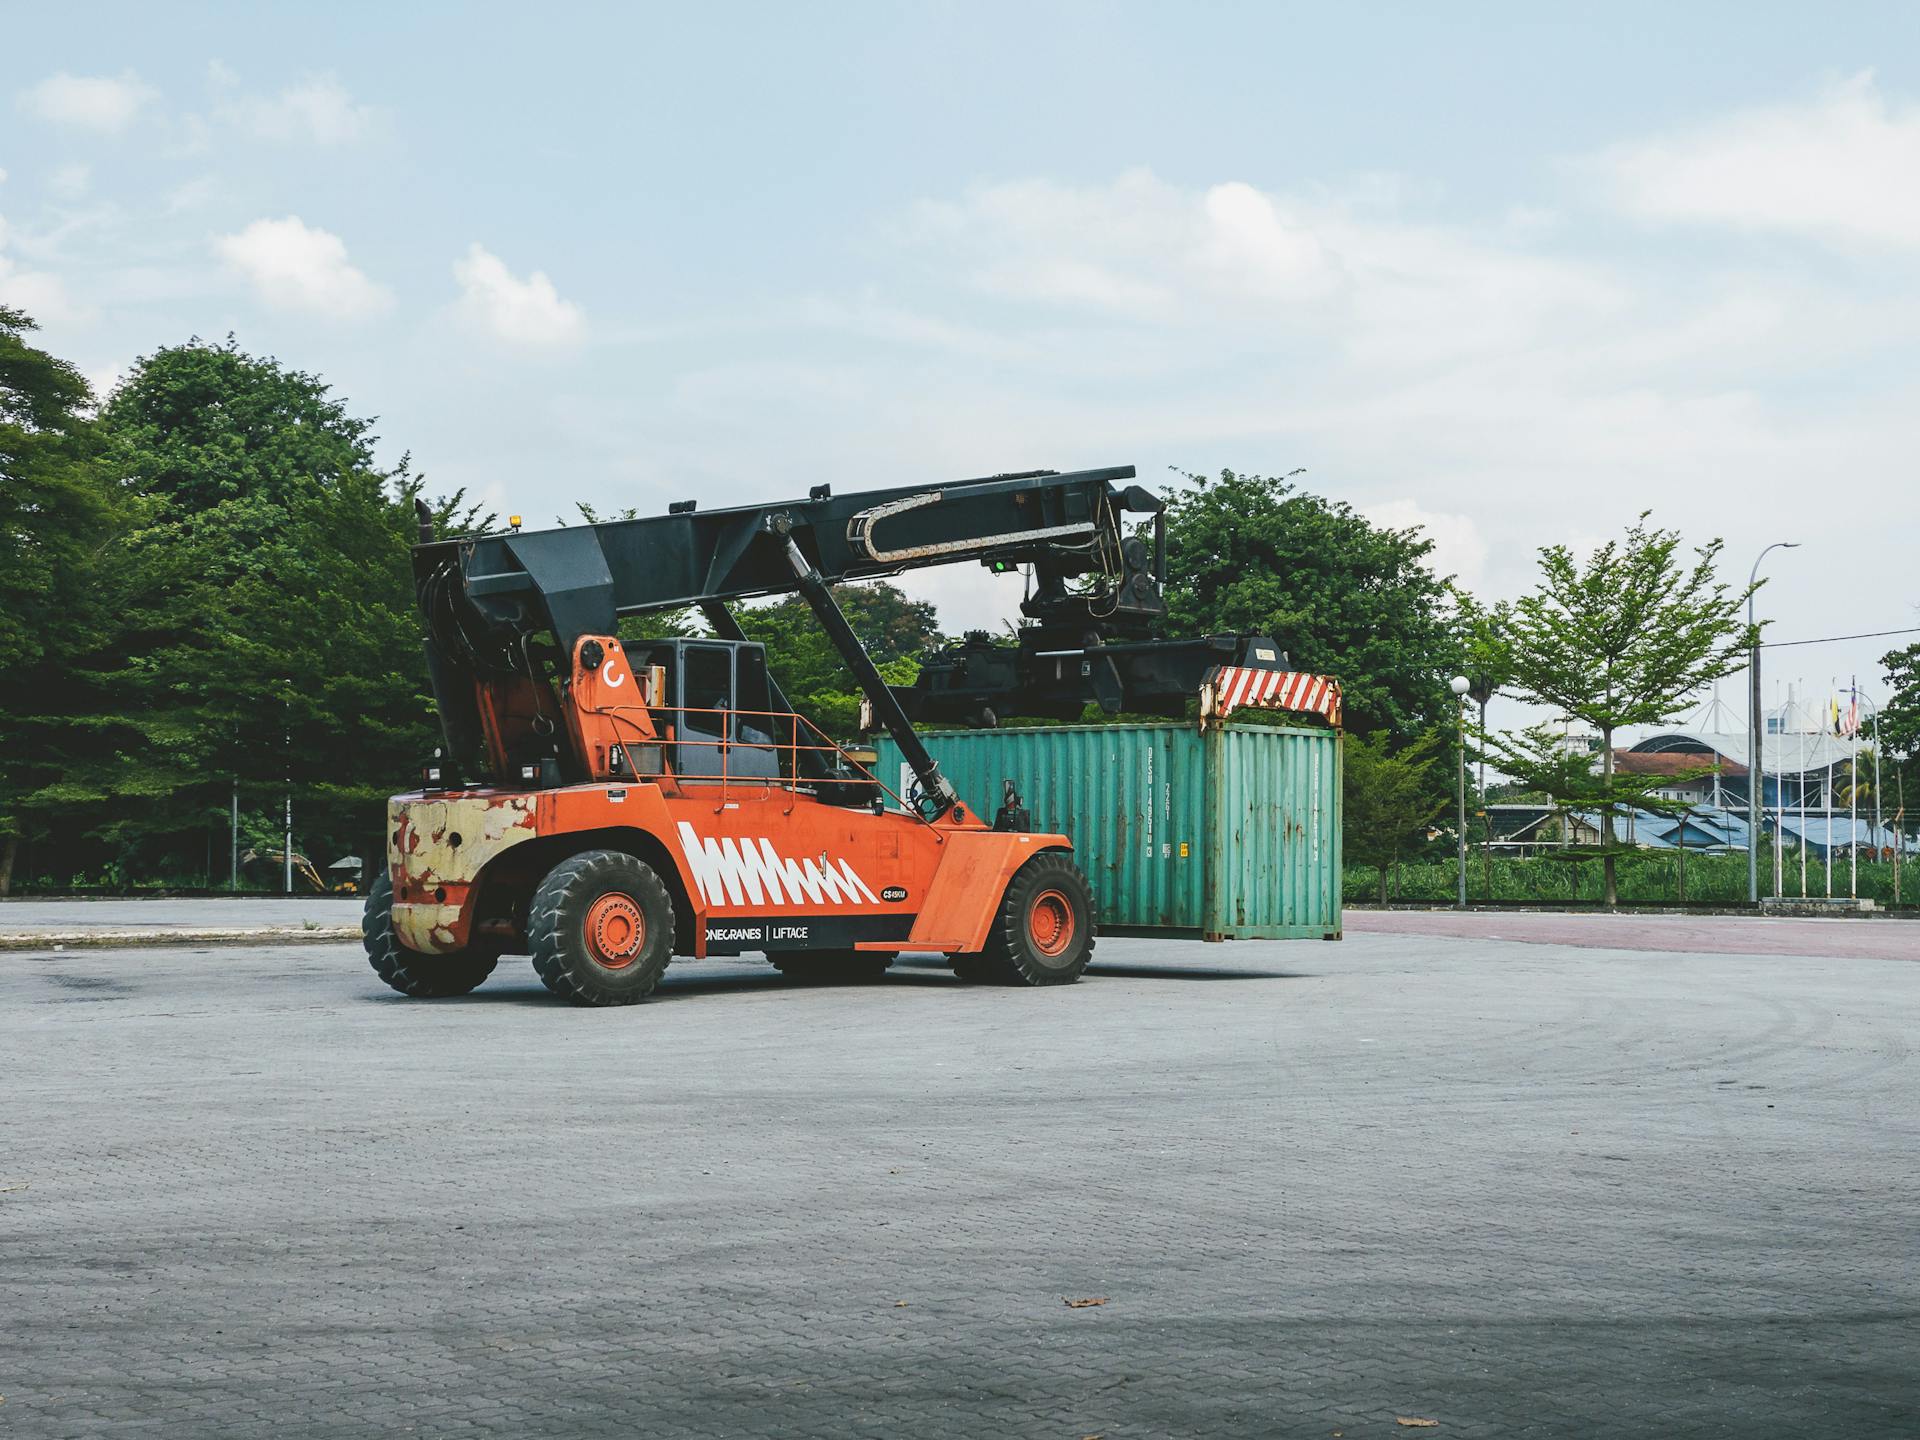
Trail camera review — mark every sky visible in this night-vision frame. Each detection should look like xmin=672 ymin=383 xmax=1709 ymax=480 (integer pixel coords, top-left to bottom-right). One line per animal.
xmin=5 ymin=1 xmax=1919 ymax=729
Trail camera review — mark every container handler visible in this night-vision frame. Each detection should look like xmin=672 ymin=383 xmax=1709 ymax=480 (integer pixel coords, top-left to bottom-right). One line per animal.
xmin=367 ymin=465 xmax=1291 ymax=1005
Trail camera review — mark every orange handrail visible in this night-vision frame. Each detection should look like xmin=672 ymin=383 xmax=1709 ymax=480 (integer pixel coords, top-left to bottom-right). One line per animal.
xmin=591 ymin=702 xmax=929 ymax=822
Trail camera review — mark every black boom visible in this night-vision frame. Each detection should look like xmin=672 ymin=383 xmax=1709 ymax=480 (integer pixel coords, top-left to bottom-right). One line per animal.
xmin=413 ymin=466 xmax=1287 ymax=813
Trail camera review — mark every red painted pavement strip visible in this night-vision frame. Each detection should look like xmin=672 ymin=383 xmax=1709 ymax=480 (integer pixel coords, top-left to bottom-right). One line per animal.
xmin=1346 ymin=908 xmax=1920 ymax=961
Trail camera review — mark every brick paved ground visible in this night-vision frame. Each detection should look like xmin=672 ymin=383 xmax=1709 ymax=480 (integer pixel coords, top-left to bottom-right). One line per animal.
xmin=4 ymin=926 xmax=1915 ymax=1438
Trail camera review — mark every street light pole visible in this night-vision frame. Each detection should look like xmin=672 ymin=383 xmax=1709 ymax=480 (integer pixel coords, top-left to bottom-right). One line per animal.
xmin=1451 ymin=675 xmax=1471 ymax=909
xmin=1747 ymin=542 xmax=1799 ymax=904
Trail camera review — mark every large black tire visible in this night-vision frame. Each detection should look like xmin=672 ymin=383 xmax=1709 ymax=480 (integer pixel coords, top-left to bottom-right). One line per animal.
xmin=528 ymin=850 xmax=675 ymax=1007
xmin=950 ymin=850 xmax=1095 ymax=986
xmin=362 ymin=872 xmax=499 ymax=998
xmin=769 ymin=949 xmax=896 ymax=984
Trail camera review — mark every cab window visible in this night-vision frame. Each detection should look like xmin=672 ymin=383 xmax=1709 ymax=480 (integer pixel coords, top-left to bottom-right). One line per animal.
xmin=683 ymin=646 xmax=732 ymax=728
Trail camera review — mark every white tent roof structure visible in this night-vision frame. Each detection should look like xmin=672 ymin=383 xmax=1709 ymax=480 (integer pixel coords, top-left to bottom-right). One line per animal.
xmin=1628 ymin=730 xmax=1857 ymax=777
xmin=1627 ymin=689 xmax=1873 ymax=777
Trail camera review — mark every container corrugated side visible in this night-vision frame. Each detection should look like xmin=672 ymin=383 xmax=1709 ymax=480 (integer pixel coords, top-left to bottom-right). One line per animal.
xmin=1206 ymin=723 xmax=1342 ymax=938
xmin=871 ymin=721 xmax=1340 ymax=940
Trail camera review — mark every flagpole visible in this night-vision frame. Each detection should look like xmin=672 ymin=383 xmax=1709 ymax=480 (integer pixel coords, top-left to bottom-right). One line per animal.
xmin=1774 ymin=679 xmax=1789 ymax=902
xmin=1825 ymin=682 xmax=1835 ymax=900
xmin=1849 ymin=677 xmax=1859 ymax=901
xmin=1873 ymin=701 xmax=1884 ymax=872
xmin=1798 ymin=695 xmax=1808 ymax=897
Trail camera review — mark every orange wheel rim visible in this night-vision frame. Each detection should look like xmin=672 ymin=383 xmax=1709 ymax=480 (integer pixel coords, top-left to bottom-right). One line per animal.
xmin=584 ymin=892 xmax=645 ymax=969
xmin=1029 ymin=888 xmax=1075 ymax=957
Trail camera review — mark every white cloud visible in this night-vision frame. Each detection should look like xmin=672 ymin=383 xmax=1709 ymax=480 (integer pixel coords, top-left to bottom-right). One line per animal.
xmin=0 ymin=214 xmax=87 ymax=325
xmin=165 ymin=176 xmax=218 ymax=214
xmin=912 ymin=167 xmax=1337 ymax=317
xmin=49 ymin=162 xmax=91 ymax=199
xmin=1593 ymin=71 xmax=1920 ymax=247
xmin=1196 ymin=181 xmax=1335 ymax=301
xmin=906 ymin=168 xmax=1621 ymax=373
xmin=0 ymin=258 xmax=67 ymax=319
xmin=16 ymin=71 xmax=157 ymax=134
xmin=213 ymin=75 xmax=376 ymax=145
xmin=452 ymin=244 xmax=584 ymax=347
xmin=214 ymin=216 xmax=391 ymax=318
xmin=84 ymin=363 xmax=125 ymax=405
xmin=0 ymin=247 xmax=84 ymax=327
xmin=700 ymin=138 xmax=1920 ymax=690
xmin=1359 ymin=499 xmax=1489 ymax=591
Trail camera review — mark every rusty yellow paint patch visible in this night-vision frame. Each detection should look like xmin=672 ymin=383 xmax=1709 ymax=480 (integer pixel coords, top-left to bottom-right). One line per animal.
xmin=389 ymin=793 xmax=537 ymax=890
xmin=386 ymin=794 xmax=537 ymax=953
xmin=392 ymin=901 xmax=466 ymax=954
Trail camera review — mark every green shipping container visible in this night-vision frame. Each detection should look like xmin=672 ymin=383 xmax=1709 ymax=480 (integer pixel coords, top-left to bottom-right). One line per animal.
xmin=873 ymin=722 xmax=1342 ymax=941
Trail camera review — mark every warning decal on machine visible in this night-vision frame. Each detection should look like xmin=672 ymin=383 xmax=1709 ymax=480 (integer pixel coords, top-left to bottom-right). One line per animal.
xmin=676 ymin=822 xmax=880 ymax=909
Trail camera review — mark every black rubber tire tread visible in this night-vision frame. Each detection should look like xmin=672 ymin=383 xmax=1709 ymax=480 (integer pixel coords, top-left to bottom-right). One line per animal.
xmin=528 ymin=849 xmax=675 ymax=1007
xmin=968 ymin=850 xmax=1096 ymax=986
xmin=362 ymin=871 xmax=499 ymax=998
xmin=769 ymin=949 xmax=896 ymax=984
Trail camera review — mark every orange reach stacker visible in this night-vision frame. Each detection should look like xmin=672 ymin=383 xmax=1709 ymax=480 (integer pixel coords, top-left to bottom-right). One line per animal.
xmin=366 ymin=465 xmax=1292 ymax=1005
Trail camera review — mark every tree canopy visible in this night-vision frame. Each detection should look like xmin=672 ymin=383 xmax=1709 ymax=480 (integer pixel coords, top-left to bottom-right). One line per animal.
xmin=1880 ymin=640 xmax=1920 ymax=820
xmin=1489 ymin=515 xmax=1752 ymax=905
xmin=0 ymin=307 xmax=134 ymax=892
xmin=1160 ymin=468 xmax=1461 ymax=742
xmin=733 ymin=582 xmax=942 ymax=737
xmin=1 ymin=330 xmax=479 ymax=892
xmin=1342 ymin=729 xmax=1445 ymax=903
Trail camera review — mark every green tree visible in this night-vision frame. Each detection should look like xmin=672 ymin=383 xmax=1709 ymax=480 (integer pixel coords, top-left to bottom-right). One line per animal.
xmin=1879 ymin=641 xmax=1920 ymax=836
xmin=0 ymin=307 xmax=137 ymax=893
xmin=52 ymin=336 xmax=480 ymax=885
xmin=1160 ymin=469 xmax=1462 ymax=741
xmin=1342 ymin=729 xmax=1445 ymax=903
xmin=1490 ymin=515 xmax=1753 ymax=906
xmin=1453 ymin=591 xmax=1515 ymax=719
xmin=734 ymin=581 xmax=944 ymax=736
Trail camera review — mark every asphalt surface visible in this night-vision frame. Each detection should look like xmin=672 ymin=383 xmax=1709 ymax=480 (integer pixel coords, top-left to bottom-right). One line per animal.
xmin=4 ymin=924 xmax=1916 ymax=1438
xmin=0 ymin=896 xmax=360 ymax=943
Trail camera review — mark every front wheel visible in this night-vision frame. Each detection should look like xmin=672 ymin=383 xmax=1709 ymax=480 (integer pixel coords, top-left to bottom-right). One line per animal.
xmin=951 ymin=851 xmax=1095 ymax=986
xmin=362 ymin=872 xmax=499 ymax=998
xmin=528 ymin=850 xmax=676 ymax=1006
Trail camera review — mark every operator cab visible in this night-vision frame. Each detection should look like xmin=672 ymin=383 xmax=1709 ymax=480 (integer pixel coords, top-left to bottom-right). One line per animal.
xmin=631 ymin=638 xmax=783 ymax=782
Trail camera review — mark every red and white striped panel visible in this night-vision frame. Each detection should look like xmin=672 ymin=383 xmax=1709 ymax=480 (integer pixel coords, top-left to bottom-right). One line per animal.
xmin=1206 ymin=666 xmax=1342 ymax=727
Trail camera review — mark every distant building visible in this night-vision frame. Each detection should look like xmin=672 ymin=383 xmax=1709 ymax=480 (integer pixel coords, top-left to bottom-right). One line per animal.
xmin=1624 ymin=694 xmax=1856 ymax=812
xmin=1485 ymin=692 xmax=1910 ymax=857
xmin=1611 ymin=749 xmax=1746 ymax=807
xmin=1488 ymin=801 xmax=1751 ymax=856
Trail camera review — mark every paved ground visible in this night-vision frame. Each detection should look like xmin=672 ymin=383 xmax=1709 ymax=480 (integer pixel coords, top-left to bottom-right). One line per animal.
xmin=1348 ymin=907 xmax=1920 ymax=962
xmin=4 ymin=924 xmax=1916 ymax=1438
xmin=0 ymin=897 xmax=361 ymax=947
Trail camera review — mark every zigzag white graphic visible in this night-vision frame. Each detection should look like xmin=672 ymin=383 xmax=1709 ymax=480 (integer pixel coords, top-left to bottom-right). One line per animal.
xmin=676 ymin=822 xmax=879 ymax=908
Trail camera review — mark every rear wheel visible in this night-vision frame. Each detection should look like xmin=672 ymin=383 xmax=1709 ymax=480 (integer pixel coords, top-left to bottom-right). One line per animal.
xmin=528 ymin=850 xmax=675 ymax=1006
xmin=950 ymin=851 xmax=1095 ymax=986
xmin=770 ymin=949 xmax=896 ymax=984
xmin=362 ymin=872 xmax=499 ymax=998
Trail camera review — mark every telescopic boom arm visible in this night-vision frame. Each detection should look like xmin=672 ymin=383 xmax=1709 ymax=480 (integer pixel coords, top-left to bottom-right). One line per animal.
xmin=412 ymin=466 xmax=1287 ymax=814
